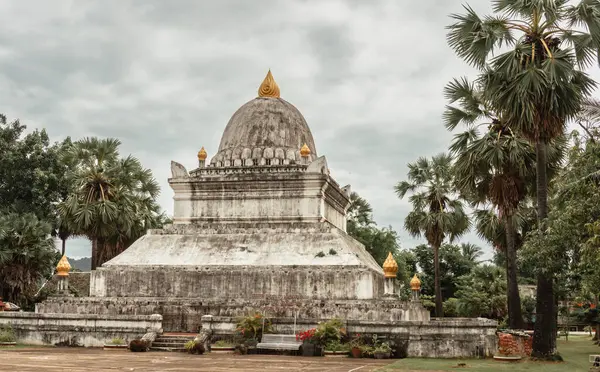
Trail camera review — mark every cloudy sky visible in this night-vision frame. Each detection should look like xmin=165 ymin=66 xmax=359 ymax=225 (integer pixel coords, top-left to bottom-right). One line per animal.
xmin=2 ymin=1 xmax=594 ymax=260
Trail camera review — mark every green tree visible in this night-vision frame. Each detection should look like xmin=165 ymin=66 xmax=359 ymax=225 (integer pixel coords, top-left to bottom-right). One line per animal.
xmin=411 ymin=243 xmax=478 ymax=301
xmin=0 ymin=114 xmax=67 ymax=222
xmin=447 ymin=1 xmax=600 ymax=357
xmin=395 ymin=153 xmax=471 ymax=317
xmin=346 ymin=191 xmax=404 ymax=271
xmin=455 ymin=264 xmax=507 ymax=320
xmin=59 ymin=138 xmax=166 ymax=269
xmin=460 ymin=243 xmax=483 ymax=264
xmin=523 ymin=133 xmax=600 ymax=340
xmin=0 ymin=213 xmax=59 ymax=305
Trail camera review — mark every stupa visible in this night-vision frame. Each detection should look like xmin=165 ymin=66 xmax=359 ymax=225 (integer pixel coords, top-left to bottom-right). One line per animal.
xmin=38 ymin=71 xmax=428 ymax=331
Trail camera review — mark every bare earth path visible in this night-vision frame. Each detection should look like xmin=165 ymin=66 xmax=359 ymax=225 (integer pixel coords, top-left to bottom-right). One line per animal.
xmin=0 ymin=347 xmax=395 ymax=372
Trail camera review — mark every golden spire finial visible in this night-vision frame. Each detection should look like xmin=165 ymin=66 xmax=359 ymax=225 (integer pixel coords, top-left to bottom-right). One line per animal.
xmin=382 ymin=252 xmax=398 ymax=278
xmin=410 ymin=273 xmax=421 ymax=291
xmin=197 ymin=147 xmax=207 ymax=161
xmin=56 ymin=255 xmax=71 ymax=277
xmin=258 ymin=70 xmax=280 ymax=98
xmin=300 ymin=143 xmax=311 ymax=157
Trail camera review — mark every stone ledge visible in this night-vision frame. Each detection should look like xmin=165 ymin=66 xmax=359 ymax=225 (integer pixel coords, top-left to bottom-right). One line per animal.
xmin=0 ymin=312 xmax=161 ymax=322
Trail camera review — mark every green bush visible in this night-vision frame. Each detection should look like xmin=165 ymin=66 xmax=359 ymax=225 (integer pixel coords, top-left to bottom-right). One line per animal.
xmin=0 ymin=325 xmax=16 ymax=343
xmin=235 ymin=312 xmax=272 ymax=341
xmin=314 ymin=318 xmax=346 ymax=346
xmin=324 ymin=340 xmax=350 ymax=352
xmin=109 ymin=337 xmax=125 ymax=345
xmin=184 ymin=340 xmax=205 ymax=355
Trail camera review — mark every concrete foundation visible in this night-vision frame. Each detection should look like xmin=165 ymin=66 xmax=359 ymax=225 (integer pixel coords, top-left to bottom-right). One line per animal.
xmin=37 ymin=297 xmax=430 ymax=333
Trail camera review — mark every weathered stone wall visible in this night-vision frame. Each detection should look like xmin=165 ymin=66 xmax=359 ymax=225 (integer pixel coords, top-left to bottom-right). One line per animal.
xmin=201 ymin=315 xmax=498 ymax=358
xmin=89 ymin=265 xmax=384 ymax=300
xmin=37 ymin=297 xmax=429 ymax=332
xmin=0 ymin=312 xmax=162 ymax=347
xmin=170 ymin=172 xmax=349 ymax=232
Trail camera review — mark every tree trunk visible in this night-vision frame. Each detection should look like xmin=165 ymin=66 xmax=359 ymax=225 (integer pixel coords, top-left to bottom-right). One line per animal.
xmin=91 ymin=238 xmax=98 ymax=270
xmin=532 ymin=141 xmax=556 ymax=358
xmin=505 ymin=216 xmax=524 ymax=329
xmin=434 ymin=243 xmax=444 ymax=318
xmin=61 ymin=239 xmax=66 ymax=257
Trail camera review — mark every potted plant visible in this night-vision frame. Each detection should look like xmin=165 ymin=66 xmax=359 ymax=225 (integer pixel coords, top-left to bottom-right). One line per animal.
xmin=348 ymin=334 xmax=364 ymax=358
xmin=103 ymin=337 xmax=127 ymax=350
xmin=372 ymin=342 xmax=392 ymax=359
xmin=211 ymin=339 xmax=235 ymax=354
xmin=359 ymin=344 xmax=374 ymax=358
xmin=324 ymin=340 xmax=349 ymax=357
xmin=0 ymin=325 xmax=16 ymax=346
xmin=235 ymin=312 xmax=272 ymax=342
xmin=129 ymin=339 xmax=150 ymax=352
xmin=184 ymin=340 xmax=205 ymax=355
xmin=297 ymin=328 xmax=320 ymax=356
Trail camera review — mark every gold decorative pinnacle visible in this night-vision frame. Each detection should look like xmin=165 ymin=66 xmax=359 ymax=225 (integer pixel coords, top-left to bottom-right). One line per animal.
xmin=410 ymin=273 xmax=421 ymax=291
xmin=382 ymin=252 xmax=398 ymax=278
xmin=197 ymin=147 xmax=207 ymax=161
xmin=56 ymin=255 xmax=71 ymax=277
xmin=300 ymin=143 xmax=311 ymax=157
xmin=258 ymin=70 xmax=280 ymax=98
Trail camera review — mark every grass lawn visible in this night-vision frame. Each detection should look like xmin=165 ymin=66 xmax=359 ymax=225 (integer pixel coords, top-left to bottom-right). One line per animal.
xmin=385 ymin=335 xmax=599 ymax=372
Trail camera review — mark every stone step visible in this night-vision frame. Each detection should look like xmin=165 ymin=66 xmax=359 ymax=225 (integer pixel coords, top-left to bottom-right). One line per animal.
xmin=154 ymin=337 xmax=195 ymax=342
xmin=152 ymin=342 xmax=190 ymax=347
xmin=149 ymin=346 xmax=187 ymax=352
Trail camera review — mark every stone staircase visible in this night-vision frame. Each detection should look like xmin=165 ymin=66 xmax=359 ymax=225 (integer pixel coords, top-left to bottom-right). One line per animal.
xmin=149 ymin=333 xmax=196 ymax=352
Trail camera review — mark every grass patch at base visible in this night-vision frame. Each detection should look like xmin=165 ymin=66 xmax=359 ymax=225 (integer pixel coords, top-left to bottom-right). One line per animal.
xmin=384 ymin=335 xmax=598 ymax=372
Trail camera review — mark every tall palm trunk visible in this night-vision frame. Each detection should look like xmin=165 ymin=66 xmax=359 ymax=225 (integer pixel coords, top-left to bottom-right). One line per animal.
xmin=505 ymin=216 xmax=524 ymax=329
xmin=61 ymin=239 xmax=66 ymax=257
xmin=91 ymin=238 xmax=98 ymax=270
xmin=532 ymin=141 xmax=556 ymax=357
xmin=433 ymin=243 xmax=444 ymax=317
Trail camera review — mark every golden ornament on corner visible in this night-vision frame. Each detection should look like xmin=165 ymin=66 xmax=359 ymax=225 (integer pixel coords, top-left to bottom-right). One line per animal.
xmin=258 ymin=70 xmax=280 ymax=98
xmin=300 ymin=143 xmax=311 ymax=157
xmin=382 ymin=252 xmax=398 ymax=278
xmin=410 ymin=274 xmax=421 ymax=291
xmin=56 ymin=255 xmax=71 ymax=277
xmin=197 ymin=146 xmax=207 ymax=161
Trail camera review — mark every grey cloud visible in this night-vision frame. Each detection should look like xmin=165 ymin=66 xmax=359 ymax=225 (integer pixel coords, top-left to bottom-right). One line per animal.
xmin=1 ymin=0 xmax=517 ymax=259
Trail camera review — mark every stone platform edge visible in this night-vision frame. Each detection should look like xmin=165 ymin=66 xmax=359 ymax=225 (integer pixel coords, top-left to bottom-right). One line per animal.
xmin=0 ymin=312 xmax=162 ymax=347
xmin=200 ymin=315 xmax=498 ymax=358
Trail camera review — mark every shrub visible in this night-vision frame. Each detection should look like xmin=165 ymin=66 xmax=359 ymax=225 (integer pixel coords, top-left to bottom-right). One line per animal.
xmin=109 ymin=337 xmax=125 ymax=345
xmin=184 ymin=340 xmax=205 ymax=355
xmin=314 ymin=318 xmax=346 ymax=346
xmin=324 ymin=340 xmax=349 ymax=352
xmin=129 ymin=339 xmax=149 ymax=352
xmin=0 ymin=325 xmax=16 ymax=343
xmin=235 ymin=312 xmax=272 ymax=341
xmin=315 ymin=251 xmax=326 ymax=258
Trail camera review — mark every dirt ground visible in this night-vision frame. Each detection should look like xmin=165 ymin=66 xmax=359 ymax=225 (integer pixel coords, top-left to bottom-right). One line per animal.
xmin=0 ymin=347 xmax=394 ymax=372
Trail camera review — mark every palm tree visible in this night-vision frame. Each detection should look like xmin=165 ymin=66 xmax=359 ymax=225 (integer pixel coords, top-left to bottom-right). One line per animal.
xmin=460 ymin=243 xmax=483 ymax=264
xmin=447 ymin=1 xmax=600 ymax=357
xmin=444 ymin=76 xmax=536 ymax=329
xmin=58 ymin=138 xmax=164 ymax=269
xmin=576 ymin=98 xmax=600 ymax=142
xmin=395 ymin=153 xmax=471 ymax=317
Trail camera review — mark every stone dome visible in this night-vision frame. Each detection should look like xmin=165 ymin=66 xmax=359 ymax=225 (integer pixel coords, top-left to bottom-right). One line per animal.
xmin=210 ymin=73 xmax=317 ymax=167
